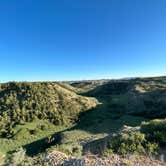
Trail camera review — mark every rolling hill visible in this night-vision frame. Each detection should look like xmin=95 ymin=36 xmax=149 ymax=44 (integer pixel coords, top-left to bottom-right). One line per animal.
xmin=0 ymin=77 xmax=166 ymax=165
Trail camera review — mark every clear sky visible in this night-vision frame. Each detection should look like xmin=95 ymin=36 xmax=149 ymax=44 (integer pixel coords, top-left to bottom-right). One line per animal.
xmin=0 ymin=0 xmax=166 ymax=82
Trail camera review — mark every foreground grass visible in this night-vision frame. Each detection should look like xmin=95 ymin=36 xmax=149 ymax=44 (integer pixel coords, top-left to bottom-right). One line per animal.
xmin=0 ymin=119 xmax=68 ymax=153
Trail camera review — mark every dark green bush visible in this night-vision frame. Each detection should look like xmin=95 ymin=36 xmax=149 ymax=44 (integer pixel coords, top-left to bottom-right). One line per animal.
xmin=108 ymin=132 xmax=158 ymax=155
xmin=141 ymin=119 xmax=166 ymax=145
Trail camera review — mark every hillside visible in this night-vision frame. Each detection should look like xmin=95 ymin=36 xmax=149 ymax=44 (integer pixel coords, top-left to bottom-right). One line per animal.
xmin=0 ymin=77 xmax=166 ymax=166
xmin=0 ymin=82 xmax=97 ymax=129
xmin=79 ymin=77 xmax=166 ymax=118
xmin=0 ymin=82 xmax=97 ymax=158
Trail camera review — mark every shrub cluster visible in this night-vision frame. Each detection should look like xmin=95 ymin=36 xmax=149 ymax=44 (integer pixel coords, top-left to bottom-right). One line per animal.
xmin=105 ymin=119 xmax=166 ymax=156
xmin=141 ymin=119 xmax=166 ymax=145
xmin=105 ymin=132 xmax=158 ymax=156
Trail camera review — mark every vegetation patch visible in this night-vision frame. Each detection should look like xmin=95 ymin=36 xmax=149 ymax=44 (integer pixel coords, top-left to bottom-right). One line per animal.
xmin=105 ymin=132 xmax=158 ymax=156
xmin=141 ymin=119 xmax=166 ymax=145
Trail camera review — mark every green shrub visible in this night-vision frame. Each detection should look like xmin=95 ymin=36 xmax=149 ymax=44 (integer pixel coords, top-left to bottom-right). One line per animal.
xmin=141 ymin=119 xmax=166 ymax=145
xmin=146 ymin=142 xmax=159 ymax=155
xmin=108 ymin=132 xmax=158 ymax=155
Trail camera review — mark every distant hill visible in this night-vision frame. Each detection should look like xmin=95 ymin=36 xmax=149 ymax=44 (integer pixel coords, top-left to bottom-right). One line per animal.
xmin=80 ymin=77 xmax=166 ymax=118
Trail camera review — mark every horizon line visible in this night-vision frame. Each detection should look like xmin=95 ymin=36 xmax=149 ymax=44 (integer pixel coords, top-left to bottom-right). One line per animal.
xmin=0 ymin=75 xmax=166 ymax=84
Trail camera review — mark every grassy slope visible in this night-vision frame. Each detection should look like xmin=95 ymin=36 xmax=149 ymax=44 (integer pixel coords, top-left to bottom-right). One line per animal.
xmin=52 ymin=79 xmax=149 ymax=155
xmin=0 ymin=77 xmax=166 ymax=165
xmin=0 ymin=82 xmax=97 ymax=155
xmin=55 ymin=77 xmax=166 ymax=155
xmin=0 ymin=120 xmax=67 ymax=153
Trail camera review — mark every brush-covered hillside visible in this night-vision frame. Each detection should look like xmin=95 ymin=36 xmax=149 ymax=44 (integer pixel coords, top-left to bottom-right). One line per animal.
xmin=0 ymin=77 xmax=166 ymax=166
xmin=0 ymin=82 xmax=97 ymax=160
xmin=0 ymin=82 xmax=97 ymax=128
xmin=0 ymin=82 xmax=97 ymax=135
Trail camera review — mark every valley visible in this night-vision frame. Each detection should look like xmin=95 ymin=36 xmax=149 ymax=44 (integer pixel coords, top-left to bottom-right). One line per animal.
xmin=0 ymin=77 xmax=166 ymax=165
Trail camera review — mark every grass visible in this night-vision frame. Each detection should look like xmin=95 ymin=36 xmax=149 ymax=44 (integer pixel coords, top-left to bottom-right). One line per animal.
xmin=47 ymin=93 xmax=148 ymax=157
xmin=53 ymin=92 xmax=149 ymax=156
xmin=73 ymin=94 xmax=147 ymax=134
xmin=49 ymin=130 xmax=106 ymax=156
xmin=0 ymin=119 xmax=67 ymax=153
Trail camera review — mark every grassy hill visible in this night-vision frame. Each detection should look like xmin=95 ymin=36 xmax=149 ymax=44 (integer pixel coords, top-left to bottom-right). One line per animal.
xmin=0 ymin=82 xmax=97 ymax=155
xmin=0 ymin=77 xmax=166 ymax=165
xmin=80 ymin=77 xmax=166 ymax=118
xmin=0 ymin=82 xmax=97 ymax=129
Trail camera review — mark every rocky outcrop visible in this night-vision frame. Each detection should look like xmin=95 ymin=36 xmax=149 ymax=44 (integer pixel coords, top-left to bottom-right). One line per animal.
xmin=42 ymin=151 xmax=68 ymax=166
xmin=42 ymin=151 xmax=165 ymax=166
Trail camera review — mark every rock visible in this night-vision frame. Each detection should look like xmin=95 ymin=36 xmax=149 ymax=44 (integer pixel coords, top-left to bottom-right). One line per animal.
xmin=43 ymin=151 xmax=165 ymax=166
xmin=42 ymin=151 xmax=68 ymax=166
xmin=61 ymin=158 xmax=87 ymax=166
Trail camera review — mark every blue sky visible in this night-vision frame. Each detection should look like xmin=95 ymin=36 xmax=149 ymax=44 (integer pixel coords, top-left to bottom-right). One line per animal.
xmin=0 ymin=0 xmax=166 ymax=82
